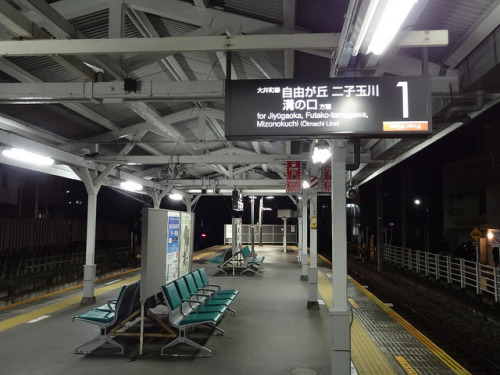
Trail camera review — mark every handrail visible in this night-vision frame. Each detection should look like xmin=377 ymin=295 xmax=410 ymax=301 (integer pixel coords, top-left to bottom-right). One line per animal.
xmin=383 ymin=244 xmax=499 ymax=303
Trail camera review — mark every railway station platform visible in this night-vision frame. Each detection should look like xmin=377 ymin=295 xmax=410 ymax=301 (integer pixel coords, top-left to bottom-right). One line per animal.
xmin=0 ymin=245 xmax=470 ymax=375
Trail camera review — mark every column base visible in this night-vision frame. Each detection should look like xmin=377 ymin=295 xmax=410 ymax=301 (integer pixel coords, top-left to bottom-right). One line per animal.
xmin=80 ymin=296 xmax=96 ymax=305
xmin=307 ymin=301 xmax=319 ymax=310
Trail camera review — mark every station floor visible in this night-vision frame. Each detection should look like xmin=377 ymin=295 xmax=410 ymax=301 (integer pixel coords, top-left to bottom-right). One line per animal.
xmin=0 ymin=245 xmax=471 ymax=375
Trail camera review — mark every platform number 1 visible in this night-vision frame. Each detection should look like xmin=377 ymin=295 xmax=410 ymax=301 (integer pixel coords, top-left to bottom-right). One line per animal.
xmin=396 ymin=81 xmax=409 ymax=118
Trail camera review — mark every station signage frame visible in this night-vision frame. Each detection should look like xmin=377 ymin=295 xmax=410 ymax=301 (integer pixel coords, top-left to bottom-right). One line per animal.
xmin=225 ymin=76 xmax=432 ymax=139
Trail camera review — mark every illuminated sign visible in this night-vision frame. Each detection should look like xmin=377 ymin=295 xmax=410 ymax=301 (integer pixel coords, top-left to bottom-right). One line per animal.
xmin=286 ymin=161 xmax=302 ymax=192
xmin=232 ymin=190 xmax=243 ymax=211
xmin=225 ymin=76 xmax=432 ymax=139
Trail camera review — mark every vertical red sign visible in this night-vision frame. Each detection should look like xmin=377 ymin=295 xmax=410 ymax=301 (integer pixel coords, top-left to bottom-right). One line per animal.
xmin=286 ymin=161 xmax=302 ymax=192
xmin=323 ymin=164 xmax=331 ymax=192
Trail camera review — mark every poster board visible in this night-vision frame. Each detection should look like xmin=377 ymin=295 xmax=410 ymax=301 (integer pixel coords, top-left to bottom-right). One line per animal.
xmin=179 ymin=212 xmax=194 ymax=277
xmin=232 ymin=217 xmax=242 ymax=255
xmin=140 ymin=208 xmax=194 ymax=301
xmin=166 ymin=211 xmax=180 ymax=281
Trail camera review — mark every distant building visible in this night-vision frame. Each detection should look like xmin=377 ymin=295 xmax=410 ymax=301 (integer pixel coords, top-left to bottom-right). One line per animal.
xmin=442 ymin=116 xmax=500 ymax=249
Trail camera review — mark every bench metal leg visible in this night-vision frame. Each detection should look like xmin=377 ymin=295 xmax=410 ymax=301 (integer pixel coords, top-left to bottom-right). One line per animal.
xmin=209 ymin=323 xmax=224 ymax=335
xmin=74 ymin=331 xmax=124 ymax=355
xmin=241 ymin=265 xmax=262 ymax=275
xmin=160 ymin=329 xmax=212 ymax=357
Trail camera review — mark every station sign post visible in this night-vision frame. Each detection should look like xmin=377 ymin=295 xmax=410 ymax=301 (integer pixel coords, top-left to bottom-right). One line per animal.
xmin=225 ymin=76 xmax=432 ymax=375
xmin=226 ymin=76 xmax=432 ymax=139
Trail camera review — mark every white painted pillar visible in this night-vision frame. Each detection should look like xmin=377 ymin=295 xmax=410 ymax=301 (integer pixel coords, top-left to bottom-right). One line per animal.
xmin=330 ymin=139 xmax=351 ymax=375
xmin=298 ymin=216 xmax=303 ymax=264
xmin=71 ymin=166 xmax=101 ymax=305
xmin=301 ymin=193 xmax=308 ymax=280
xmin=82 ymin=190 xmax=98 ymax=304
xmin=283 ymin=217 xmax=288 ymax=252
xmin=307 ymin=190 xmax=319 ymax=309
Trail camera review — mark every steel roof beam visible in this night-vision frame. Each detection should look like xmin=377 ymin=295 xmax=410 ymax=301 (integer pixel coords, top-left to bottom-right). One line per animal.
xmin=124 ymin=26 xmax=226 ymax=72
xmin=0 ymin=81 xmax=225 ymax=103
xmin=127 ymin=101 xmax=199 ymax=155
xmin=91 ymin=153 xmax=309 ymax=165
xmin=162 ymin=179 xmax=286 ymax=188
xmin=0 ymin=33 xmax=340 ymax=56
xmin=0 ymin=0 xmax=95 ymax=80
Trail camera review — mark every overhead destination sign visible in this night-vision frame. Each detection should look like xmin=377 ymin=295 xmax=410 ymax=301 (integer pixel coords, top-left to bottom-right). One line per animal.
xmin=225 ymin=76 xmax=432 ymax=139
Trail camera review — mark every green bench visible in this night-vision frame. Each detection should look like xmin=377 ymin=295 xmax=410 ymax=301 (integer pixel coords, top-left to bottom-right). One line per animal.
xmin=160 ymin=282 xmax=223 ymax=357
xmin=73 ymin=281 xmax=140 ymax=354
xmin=184 ymin=272 xmax=237 ymax=315
xmin=173 ymin=277 xmax=228 ymax=316
xmin=195 ymin=268 xmax=239 ymax=297
xmin=207 ymin=248 xmax=234 ymax=275
xmin=240 ymin=246 xmax=265 ymax=275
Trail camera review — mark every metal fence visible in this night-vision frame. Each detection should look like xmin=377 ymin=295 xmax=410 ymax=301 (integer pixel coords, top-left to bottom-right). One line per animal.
xmin=224 ymin=224 xmax=298 ymax=245
xmin=384 ymin=245 xmax=500 ymax=303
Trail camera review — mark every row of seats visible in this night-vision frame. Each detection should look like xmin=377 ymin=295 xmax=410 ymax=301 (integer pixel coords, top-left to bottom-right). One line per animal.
xmin=73 ymin=268 xmax=238 ymax=357
xmin=208 ymin=246 xmax=265 ymax=275
xmin=73 ymin=280 xmax=141 ymax=354
xmin=160 ymin=268 xmax=239 ymax=357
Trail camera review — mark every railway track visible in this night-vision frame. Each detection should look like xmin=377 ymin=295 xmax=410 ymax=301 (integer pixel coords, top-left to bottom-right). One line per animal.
xmin=347 ymin=258 xmax=500 ymax=375
xmin=396 ymin=302 xmax=500 ymax=375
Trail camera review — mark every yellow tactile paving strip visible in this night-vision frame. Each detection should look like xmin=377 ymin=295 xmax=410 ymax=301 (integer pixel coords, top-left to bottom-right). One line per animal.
xmin=348 ymin=276 xmax=471 ymax=375
xmin=318 ymin=271 xmax=397 ymax=375
xmin=0 ymin=273 xmax=140 ymax=333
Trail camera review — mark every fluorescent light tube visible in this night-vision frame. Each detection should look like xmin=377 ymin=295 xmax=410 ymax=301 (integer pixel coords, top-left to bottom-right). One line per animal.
xmin=2 ymin=148 xmax=54 ymax=166
xmin=353 ymin=0 xmax=381 ymax=56
xmin=120 ymin=181 xmax=142 ymax=191
xmin=367 ymin=0 xmax=417 ymax=55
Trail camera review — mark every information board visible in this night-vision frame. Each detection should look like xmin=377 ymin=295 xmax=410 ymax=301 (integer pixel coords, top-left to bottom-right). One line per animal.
xmin=166 ymin=211 xmax=180 ymax=282
xmin=179 ymin=212 xmax=193 ymax=277
xmin=226 ymin=76 xmax=432 ymax=139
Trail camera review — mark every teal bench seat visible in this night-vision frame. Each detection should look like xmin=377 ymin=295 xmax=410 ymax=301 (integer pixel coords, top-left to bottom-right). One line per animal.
xmin=160 ymin=282 xmax=223 ymax=357
xmin=240 ymin=246 xmax=265 ymax=275
xmin=196 ymin=268 xmax=239 ymax=297
xmin=73 ymin=281 xmax=140 ymax=355
xmin=183 ymin=273 xmax=236 ymax=315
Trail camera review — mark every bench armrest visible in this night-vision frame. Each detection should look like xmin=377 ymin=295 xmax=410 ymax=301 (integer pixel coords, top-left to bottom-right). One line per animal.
xmin=183 ymin=298 xmax=202 ymax=305
xmin=204 ymin=284 xmax=221 ymax=291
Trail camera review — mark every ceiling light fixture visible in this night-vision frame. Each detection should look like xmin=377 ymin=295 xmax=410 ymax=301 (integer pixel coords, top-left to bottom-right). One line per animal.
xmin=311 ymin=146 xmax=331 ymax=164
xmin=367 ymin=0 xmax=417 ymax=55
xmin=169 ymin=193 xmax=183 ymax=201
xmin=302 ymin=180 xmax=311 ymax=189
xmin=120 ymin=181 xmax=142 ymax=192
xmin=352 ymin=0 xmax=380 ymax=56
xmin=2 ymin=148 xmax=54 ymax=166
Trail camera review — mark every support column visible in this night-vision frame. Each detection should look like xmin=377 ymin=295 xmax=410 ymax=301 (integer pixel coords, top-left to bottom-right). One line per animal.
xmin=307 ymin=190 xmax=319 ymax=310
xmin=82 ymin=191 xmax=97 ymax=305
xmin=71 ymin=165 xmax=105 ymax=305
xmin=301 ymin=192 xmax=308 ymax=280
xmin=283 ymin=217 xmax=288 ymax=252
xmin=258 ymin=197 xmax=263 ymax=246
xmin=251 ymin=196 xmax=256 ymax=256
xmin=330 ymin=139 xmax=350 ymax=375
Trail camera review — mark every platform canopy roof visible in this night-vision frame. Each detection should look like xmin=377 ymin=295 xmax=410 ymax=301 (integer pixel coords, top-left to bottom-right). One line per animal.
xmin=0 ymin=0 xmax=499 ymax=202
